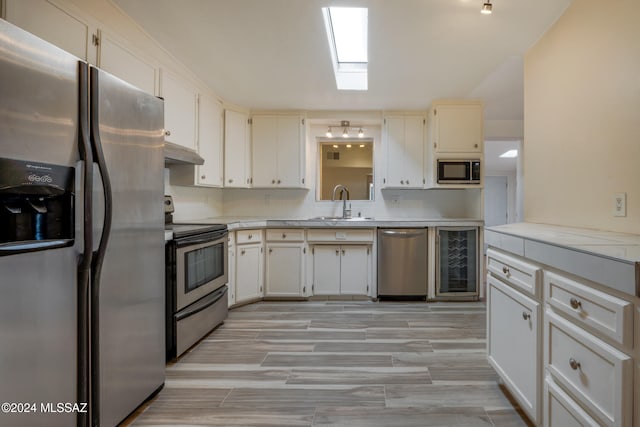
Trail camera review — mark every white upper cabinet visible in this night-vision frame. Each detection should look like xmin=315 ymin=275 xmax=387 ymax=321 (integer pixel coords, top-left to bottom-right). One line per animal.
xmin=97 ymin=30 xmax=156 ymax=96
xmin=382 ymin=114 xmax=425 ymax=189
xmin=224 ymin=109 xmax=252 ymax=188
xmin=5 ymin=0 xmax=97 ymax=63
xmin=160 ymin=69 xmax=198 ymax=150
xmin=251 ymin=114 xmax=306 ymax=188
xmin=431 ymin=100 xmax=483 ymax=154
xmin=196 ymin=94 xmax=224 ymax=187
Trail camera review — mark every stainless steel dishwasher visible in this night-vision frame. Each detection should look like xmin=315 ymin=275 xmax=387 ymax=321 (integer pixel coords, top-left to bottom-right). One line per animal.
xmin=377 ymin=228 xmax=428 ymax=299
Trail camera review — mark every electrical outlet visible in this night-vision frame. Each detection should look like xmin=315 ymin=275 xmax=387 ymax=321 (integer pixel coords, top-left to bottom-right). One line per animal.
xmin=613 ymin=193 xmax=626 ymax=217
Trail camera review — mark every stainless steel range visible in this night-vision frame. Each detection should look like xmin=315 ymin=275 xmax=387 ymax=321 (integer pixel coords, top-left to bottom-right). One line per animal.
xmin=164 ymin=196 xmax=228 ymax=361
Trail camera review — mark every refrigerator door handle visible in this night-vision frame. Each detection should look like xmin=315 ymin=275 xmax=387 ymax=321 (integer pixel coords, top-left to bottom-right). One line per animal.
xmin=89 ymin=66 xmax=114 ymax=427
xmin=77 ymin=61 xmax=93 ymax=427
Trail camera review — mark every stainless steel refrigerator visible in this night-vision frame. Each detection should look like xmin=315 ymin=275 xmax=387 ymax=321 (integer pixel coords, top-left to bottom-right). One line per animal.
xmin=0 ymin=19 xmax=165 ymax=427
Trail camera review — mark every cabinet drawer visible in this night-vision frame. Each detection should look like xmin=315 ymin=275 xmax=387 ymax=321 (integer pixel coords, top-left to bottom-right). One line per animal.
xmin=236 ymin=229 xmax=263 ymax=244
xmin=306 ymin=228 xmax=374 ymax=243
xmin=544 ymin=377 xmax=601 ymax=427
xmin=266 ymin=229 xmax=304 ymax=242
xmin=545 ymin=310 xmax=633 ymax=427
xmin=487 ymin=248 xmax=541 ymax=298
xmin=545 ymin=271 xmax=633 ymax=347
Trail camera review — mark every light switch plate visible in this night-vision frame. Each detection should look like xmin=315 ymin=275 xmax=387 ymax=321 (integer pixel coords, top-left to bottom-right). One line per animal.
xmin=613 ymin=193 xmax=626 ymax=217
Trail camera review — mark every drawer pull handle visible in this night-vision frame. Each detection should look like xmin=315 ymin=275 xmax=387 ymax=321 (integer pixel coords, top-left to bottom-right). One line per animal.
xmin=569 ymin=298 xmax=582 ymax=310
xmin=522 ymin=312 xmax=530 ymax=320
xmin=569 ymin=358 xmax=581 ymax=370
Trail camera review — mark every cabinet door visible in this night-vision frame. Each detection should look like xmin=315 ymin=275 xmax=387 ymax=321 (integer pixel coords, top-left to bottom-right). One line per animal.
xmin=266 ymin=244 xmax=304 ymax=297
xmin=487 ymin=276 xmax=541 ymax=424
xmin=224 ymin=109 xmax=251 ymax=187
xmin=5 ymin=0 xmax=95 ymax=62
xmin=161 ymin=70 xmax=197 ymax=150
xmin=403 ymin=116 xmax=425 ymax=187
xmin=235 ymin=244 xmax=263 ymax=303
xmin=312 ymin=246 xmax=341 ymax=295
xmin=340 ymin=245 xmax=369 ymax=295
xmin=433 ymin=103 xmax=482 ymax=153
xmin=383 ymin=116 xmax=424 ymax=188
xmin=384 ymin=116 xmax=406 ymax=188
xmin=197 ymin=95 xmax=224 ymax=187
xmin=251 ymin=115 xmax=278 ymax=187
xmin=98 ymin=31 xmax=156 ymax=95
xmin=276 ymin=115 xmax=304 ymax=187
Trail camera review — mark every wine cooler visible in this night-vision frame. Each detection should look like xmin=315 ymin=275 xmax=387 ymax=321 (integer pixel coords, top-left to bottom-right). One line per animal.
xmin=435 ymin=227 xmax=478 ymax=298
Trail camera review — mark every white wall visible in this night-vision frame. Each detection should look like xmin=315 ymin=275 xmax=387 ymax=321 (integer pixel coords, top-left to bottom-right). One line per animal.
xmin=524 ymin=0 xmax=640 ymax=233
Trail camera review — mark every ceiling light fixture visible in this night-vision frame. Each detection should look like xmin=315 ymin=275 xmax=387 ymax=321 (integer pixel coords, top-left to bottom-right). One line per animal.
xmin=499 ymin=149 xmax=518 ymax=158
xmin=324 ymin=120 xmax=367 ymax=139
xmin=481 ymin=1 xmax=492 ymax=14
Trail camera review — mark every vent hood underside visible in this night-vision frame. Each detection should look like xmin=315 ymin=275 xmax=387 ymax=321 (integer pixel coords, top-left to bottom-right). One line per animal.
xmin=164 ymin=141 xmax=204 ymax=165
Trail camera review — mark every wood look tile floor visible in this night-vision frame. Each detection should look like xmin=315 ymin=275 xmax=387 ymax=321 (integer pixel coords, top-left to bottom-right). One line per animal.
xmin=123 ymin=301 xmax=533 ymax=426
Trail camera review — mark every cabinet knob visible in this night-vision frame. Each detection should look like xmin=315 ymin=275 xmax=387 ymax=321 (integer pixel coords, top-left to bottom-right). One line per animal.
xmin=272 ymin=179 xmax=276 ymax=184
xmin=277 ymin=179 xmax=281 ymax=184
xmin=406 ymin=180 xmax=410 ymax=185
xmin=342 ymin=249 xmax=345 ymax=255
xmin=569 ymin=298 xmax=582 ymax=310
xmin=269 ymin=248 xmax=273 ymax=254
xmin=201 ymin=175 xmax=206 ymax=180
xmin=336 ymin=249 xmax=339 ymax=256
xmin=522 ymin=312 xmax=530 ymax=320
xmin=474 ymin=143 xmax=478 ymax=148
xmin=282 ymin=233 xmax=287 ymax=239
xmin=164 ymin=130 xmax=171 ymax=136
xmin=248 ymin=234 xmax=253 ymax=239
xmin=569 ymin=358 xmax=581 ymax=370
xmin=228 ymin=178 xmax=233 ymax=183
xmin=241 ymin=249 xmax=245 ymax=255
xmin=400 ymin=180 xmax=404 ymax=185
xmin=502 ymin=266 xmax=510 ymax=276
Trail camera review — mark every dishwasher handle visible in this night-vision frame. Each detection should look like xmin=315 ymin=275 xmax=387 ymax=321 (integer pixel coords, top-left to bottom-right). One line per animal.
xmin=379 ymin=229 xmax=425 ymax=238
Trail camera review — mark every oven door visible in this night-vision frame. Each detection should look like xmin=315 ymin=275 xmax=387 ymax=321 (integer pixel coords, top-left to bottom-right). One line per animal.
xmin=175 ymin=230 xmax=228 ymax=311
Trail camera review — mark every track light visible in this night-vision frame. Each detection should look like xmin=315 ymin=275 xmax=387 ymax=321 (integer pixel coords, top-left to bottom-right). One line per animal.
xmin=324 ymin=120 xmax=366 ymax=139
xmin=481 ymin=1 xmax=492 ymax=14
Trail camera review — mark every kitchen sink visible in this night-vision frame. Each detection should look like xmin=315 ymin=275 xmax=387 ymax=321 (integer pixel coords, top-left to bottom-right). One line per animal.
xmin=308 ymin=216 xmax=374 ymax=221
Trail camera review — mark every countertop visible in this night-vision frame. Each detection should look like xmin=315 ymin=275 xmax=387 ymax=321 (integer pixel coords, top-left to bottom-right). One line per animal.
xmin=485 ymin=222 xmax=640 ymax=297
xmin=172 ymin=216 xmax=484 ymax=230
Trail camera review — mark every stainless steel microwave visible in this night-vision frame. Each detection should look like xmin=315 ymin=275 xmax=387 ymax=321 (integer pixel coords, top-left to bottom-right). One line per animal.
xmin=437 ymin=159 xmax=481 ymax=184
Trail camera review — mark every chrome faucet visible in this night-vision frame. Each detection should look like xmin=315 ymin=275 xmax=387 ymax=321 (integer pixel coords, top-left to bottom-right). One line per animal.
xmin=332 ymin=184 xmax=351 ymax=218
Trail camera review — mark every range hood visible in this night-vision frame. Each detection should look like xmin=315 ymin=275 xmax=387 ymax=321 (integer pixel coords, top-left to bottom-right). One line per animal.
xmin=164 ymin=141 xmax=204 ymax=165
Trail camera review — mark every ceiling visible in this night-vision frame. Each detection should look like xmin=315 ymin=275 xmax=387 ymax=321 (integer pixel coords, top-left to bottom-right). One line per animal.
xmin=112 ymin=0 xmax=571 ymax=119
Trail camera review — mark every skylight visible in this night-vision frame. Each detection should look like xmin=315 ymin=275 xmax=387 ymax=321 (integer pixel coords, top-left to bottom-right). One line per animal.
xmin=322 ymin=7 xmax=368 ymax=91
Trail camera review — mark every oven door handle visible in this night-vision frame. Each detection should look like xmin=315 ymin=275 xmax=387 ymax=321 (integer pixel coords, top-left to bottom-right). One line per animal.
xmin=175 ymin=230 xmax=228 ymax=247
xmin=175 ymin=286 xmax=227 ymax=321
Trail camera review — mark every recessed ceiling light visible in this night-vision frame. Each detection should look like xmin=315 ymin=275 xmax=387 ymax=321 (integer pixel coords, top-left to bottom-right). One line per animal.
xmin=499 ymin=149 xmax=518 ymax=158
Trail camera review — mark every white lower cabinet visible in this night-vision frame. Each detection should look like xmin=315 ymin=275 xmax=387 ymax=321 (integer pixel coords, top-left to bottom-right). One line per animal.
xmin=487 ymin=275 xmax=541 ymax=424
xmin=544 ymin=377 xmax=601 ymax=427
xmin=545 ymin=309 xmax=633 ymax=427
xmin=234 ymin=230 xmax=264 ymax=304
xmin=312 ymin=245 xmax=370 ymax=296
xmin=265 ymin=229 xmax=306 ymax=297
